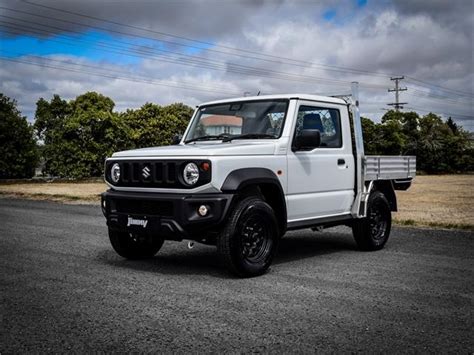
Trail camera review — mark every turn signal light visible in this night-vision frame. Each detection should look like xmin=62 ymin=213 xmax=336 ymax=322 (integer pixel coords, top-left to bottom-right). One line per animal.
xmin=201 ymin=162 xmax=210 ymax=171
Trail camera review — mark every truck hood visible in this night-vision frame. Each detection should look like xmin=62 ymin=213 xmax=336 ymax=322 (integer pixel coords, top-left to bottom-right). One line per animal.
xmin=111 ymin=141 xmax=278 ymax=158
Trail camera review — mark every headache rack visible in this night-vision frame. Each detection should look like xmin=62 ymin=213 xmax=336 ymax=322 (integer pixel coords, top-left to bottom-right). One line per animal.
xmin=334 ymin=83 xmax=417 ymax=219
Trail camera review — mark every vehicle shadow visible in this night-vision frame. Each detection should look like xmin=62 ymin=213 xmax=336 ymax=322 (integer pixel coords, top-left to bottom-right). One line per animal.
xmin=96 ymin=229 xmax=357 ymax=278
xmin=274 ymin=230 xmax=357 ymax=265
xmin=97 ymin=245 xmax=227 ymax=278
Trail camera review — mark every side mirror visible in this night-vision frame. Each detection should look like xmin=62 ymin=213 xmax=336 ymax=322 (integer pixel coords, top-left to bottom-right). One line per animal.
xmin=294 ymin=129 xmax=321 ymax=151
xmin=172 ymin=134 xmax=182 ymax=145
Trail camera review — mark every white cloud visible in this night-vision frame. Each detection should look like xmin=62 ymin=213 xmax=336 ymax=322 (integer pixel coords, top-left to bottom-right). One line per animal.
xmin=0 ymin=0 xmax=472 ymax=128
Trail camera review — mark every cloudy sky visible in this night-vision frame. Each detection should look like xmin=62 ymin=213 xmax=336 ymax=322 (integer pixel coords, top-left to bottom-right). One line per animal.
xmin=0 ymin=0 xmax=473 ymax=129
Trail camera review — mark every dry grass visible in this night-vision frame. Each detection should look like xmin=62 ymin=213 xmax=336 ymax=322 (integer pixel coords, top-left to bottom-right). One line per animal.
xmin=0 ymin=175 xmax=473 ymax=229
xmin=394 ymin=175 xmax=474 ymax=230
xmin=0 ymin=182 xmax=105 ymax=204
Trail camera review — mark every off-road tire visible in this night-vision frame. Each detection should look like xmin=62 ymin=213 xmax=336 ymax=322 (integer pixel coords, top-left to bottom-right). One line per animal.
xmin=352 ymin=190 xmax=392 ymax=251
xmin=217 ymin=196 xmax=279 ymax=277
xmin=109 ymin=229 xmax=164 ymax=259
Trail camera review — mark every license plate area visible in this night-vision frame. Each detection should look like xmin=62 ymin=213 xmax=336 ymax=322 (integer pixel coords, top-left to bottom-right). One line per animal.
xmin=116 ymin=214 xmax=161 ymax=233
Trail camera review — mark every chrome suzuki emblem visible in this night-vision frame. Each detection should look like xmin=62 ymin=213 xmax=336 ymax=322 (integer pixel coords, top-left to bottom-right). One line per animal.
xmin=142 ymin=166 xmax=151 ymax=179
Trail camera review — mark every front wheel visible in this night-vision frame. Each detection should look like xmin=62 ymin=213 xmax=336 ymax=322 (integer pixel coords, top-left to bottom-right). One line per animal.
xmin=352 ymin=190 xmax=392 ymax=251
xmin=109 ymin=229 xmax=164 ymax=259
xmin=217 ymin=196 xmax=279 ymax=277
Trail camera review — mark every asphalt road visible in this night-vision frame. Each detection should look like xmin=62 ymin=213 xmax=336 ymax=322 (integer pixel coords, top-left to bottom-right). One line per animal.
xmin=0 ymin=198 xmax=473 ymax=353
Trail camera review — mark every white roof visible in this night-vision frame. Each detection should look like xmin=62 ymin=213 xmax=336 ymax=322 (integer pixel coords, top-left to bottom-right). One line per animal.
xmin=199 ymin=93 xmax=348 ymax=107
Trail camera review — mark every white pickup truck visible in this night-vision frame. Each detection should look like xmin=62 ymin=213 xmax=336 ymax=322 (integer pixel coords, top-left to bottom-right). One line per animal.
xmin=102 ymin=88 xmax=415 ymax=277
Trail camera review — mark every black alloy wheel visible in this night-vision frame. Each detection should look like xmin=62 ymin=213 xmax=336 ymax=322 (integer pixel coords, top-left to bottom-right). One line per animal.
xmin=239 ymin=213 xmax=273 ymax=264
xmin=218 ymin=196 xmax=279 ymax=277
xmin=368 ymin=197 xmax=389 ymax=241
xmin=352 ymin=190 xmax=392 ymax=251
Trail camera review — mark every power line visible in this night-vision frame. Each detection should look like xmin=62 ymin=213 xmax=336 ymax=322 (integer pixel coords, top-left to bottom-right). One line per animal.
xmin=3 ymin=4 xmax=472 ymax=102
xmin=1 ymin=49 xmax=245 ymax=93
xmin=1 ymin=4 xmax=471 ymax=108
xmin=408 ymin=88 xmax=472 ymax=105
xmin=407 ymin=92 xmax=473 ymax=108
xmin=0 ymin=14 xmax=387 ymax=91
xmin=404 ymin=105 xmax=474 ymax=120
xmin=15 ymin=1 xmax=474 ymax=99
xmin=0 ymin=18 xmax=389 ymax=90
xmin=0 ymin=20 xmax=248 ymax=75
xmin=405 ymin=76 xmax=473 ymax=98
xmin=3 ymin=56 xmax=472 ymax=126
xmin=14 ymin=1 xmax=394 ymax=78
xmin=2 ymin=4 xmax=471 ymax=100
xmin=0 ymin=25 xmax=470 ymax=114
xmin=0 ymin=56 xmax=243 ymax=96
xmin=0 ymin=6 xmax=391 ymax=80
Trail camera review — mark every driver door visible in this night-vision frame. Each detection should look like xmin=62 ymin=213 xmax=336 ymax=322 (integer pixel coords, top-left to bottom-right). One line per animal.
xmin=286 ymin=101 xmax=355 ymax=223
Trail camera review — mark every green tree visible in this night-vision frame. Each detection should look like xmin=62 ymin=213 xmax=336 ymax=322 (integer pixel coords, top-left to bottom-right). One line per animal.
xmin=35 ymin=92 xmax=131 ymax=178
xmin=417 ymin=113 xmax=452 ymax=172
xmin=363 ymin=110 xmax=409 ymax=156
xmin=362 ymin=110 xmax=473 ymax=173
xmin=63 ymin=92 xmax=131 ymax=177
xmin=443 ymin=118 xmax=473 ymax=172
xmin=361 ymin=117 xmax=380 ymax=155
xmin=446 ymin=117 xmax=458 ymax=134
xmin=398 ymin=111 xmax=420 ymax=156
xmin=376 ymin=118 xmax=407 ymax=155
xmin=380 ymin=109 xmax=403 ymax=124
xmin=34 ymin=95 xmax=71 ymax=176
xmin=0 ymin=93 xmax=39 ymax=178
xmin=123 ymin=102 xmax=193 ymax=148
xmin=34 ymin=92 xmax=193 ymax=178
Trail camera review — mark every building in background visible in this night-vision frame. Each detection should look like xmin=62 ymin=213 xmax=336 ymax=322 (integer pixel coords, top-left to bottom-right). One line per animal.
xmin=200 ymin=115 xmax=242 ymax=135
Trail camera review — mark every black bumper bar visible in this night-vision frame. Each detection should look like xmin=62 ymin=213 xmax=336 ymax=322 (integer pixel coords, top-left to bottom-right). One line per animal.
xmin=101 ymin=189 xmax=234 ymax=240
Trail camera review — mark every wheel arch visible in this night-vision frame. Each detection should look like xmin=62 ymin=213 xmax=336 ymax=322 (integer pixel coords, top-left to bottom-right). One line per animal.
xmin=372 ymin=180 xmax=397 ymax=212
xmin=221 ymin=168 xmax=287 ymax=234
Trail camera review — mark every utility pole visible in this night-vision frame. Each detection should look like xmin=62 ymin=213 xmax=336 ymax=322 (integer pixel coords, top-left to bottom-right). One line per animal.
xmin=387 ymin=76 xmax=407 ymax=111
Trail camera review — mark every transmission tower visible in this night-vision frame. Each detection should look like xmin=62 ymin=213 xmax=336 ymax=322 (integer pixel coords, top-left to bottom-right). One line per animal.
xmin=387 ymin=76 xmax=407 ymax=111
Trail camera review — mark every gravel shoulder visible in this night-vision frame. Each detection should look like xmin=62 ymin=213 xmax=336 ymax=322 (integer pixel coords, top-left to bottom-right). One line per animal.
xmin=0 ymin=198 xmax=473 ymax=353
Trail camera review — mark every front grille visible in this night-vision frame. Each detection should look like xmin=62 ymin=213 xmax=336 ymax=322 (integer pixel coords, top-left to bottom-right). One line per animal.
xmin=112 ymin=199 xmax=173 ymax=216
xmin=105 ymin=159 xmax=211 ymax=189
xmin=121 ymin=161 xmax=177 ymax=185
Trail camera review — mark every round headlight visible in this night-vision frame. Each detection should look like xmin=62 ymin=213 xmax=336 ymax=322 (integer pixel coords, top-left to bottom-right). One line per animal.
xmin=110 ymin=163 xmax=120 ymax=183
xmin=183 ymin=162 xmax=199 ymax=185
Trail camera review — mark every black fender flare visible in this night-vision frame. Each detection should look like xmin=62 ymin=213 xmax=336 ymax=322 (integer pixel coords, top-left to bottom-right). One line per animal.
xmin=221 ymin=168 xmax=287 ymax=234
xmin=221 ymin=167 xmax=281 ymax=192
xmin=373 ymin=180 xmax=397 ymax=212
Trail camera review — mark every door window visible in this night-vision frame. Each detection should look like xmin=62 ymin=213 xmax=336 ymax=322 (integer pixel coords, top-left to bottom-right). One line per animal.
xmin=294 ymin=106 xmax=342 ymax=148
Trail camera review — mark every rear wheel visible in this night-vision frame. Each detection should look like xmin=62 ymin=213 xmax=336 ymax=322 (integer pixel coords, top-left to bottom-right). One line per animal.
xmin=218 ymin=196 xmax=279 ymax=277
xmin=109 ymin=229 xmax=164 ymax=259
xmin=352 ymin=191 xmax=392 ymax=251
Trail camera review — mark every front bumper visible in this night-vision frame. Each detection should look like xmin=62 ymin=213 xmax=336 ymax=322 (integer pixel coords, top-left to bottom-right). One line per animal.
xmin=101 ymin=189 xmax=234 ymax=240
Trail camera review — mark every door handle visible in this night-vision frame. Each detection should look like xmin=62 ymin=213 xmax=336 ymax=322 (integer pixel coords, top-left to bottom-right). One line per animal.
xmin=337 ymin=159 xmax=345 ymax=165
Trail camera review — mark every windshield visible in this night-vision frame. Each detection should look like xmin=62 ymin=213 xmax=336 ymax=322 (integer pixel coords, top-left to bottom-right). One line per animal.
xmin=185 ymin=99 xmax=288 ymax=143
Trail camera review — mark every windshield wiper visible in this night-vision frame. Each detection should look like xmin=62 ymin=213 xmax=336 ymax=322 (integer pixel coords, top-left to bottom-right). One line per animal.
xmin=222 ymin=133 xmax=276 ymax=142
xmin=184 ymin=134 xmax=230 ymax=144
